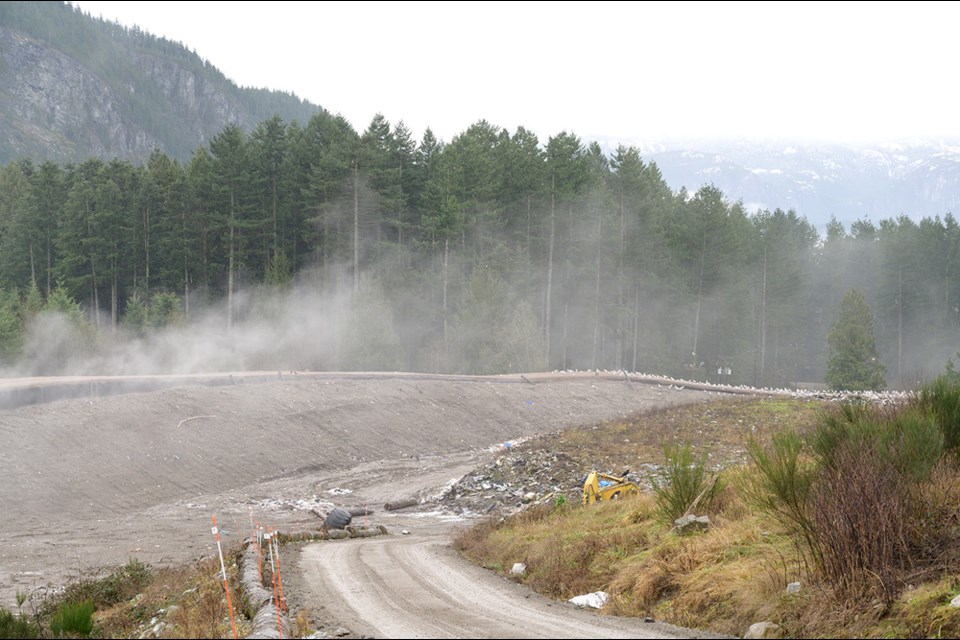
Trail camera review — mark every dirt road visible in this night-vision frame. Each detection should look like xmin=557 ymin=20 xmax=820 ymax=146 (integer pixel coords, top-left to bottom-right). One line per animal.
xmin=295 ymin=524 xmax=712 ymax=639
xmin=0 ymin=371 xmax=723 ymax=630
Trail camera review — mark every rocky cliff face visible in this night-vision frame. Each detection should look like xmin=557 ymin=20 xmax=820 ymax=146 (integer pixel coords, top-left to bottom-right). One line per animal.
xmin=0 ymin=21 xmax=318 ymax=163
xmin=0 ymin=27 xmax=162 ymax=161
xmin=131 ymin=48 xmax=248 ymax=148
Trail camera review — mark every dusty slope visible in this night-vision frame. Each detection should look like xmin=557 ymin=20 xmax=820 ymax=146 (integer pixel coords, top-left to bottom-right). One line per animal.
xmin=0 ymin=372 xmax=715 ymax=608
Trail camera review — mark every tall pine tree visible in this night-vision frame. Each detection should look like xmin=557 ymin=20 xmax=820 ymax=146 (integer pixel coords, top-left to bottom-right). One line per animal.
xmin=826 ymin=289 xmax=886 ymax=390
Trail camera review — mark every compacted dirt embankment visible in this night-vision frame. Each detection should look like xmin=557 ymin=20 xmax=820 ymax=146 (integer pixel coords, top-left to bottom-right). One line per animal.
xmin=0 ymin=371 xmax=719 ymax=618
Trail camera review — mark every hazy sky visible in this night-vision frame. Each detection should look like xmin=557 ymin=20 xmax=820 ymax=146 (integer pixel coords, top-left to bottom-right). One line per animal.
xmin=74 ymin=1 xmax=958 ymax=145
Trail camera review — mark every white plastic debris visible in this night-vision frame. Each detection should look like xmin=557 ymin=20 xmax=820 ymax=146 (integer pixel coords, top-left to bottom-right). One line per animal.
xmin=569 ymin=591 xmax=608 ymax=609
xmin=510 ymin=562 xmax=527 ymax=576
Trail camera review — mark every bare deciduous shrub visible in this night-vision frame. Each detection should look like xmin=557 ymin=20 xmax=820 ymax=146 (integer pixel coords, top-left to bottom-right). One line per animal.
xmin=809 ymin=443 xmax=914 ymax=603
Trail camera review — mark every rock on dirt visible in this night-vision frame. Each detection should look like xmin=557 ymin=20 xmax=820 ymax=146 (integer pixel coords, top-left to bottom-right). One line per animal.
xmin=744 ymin=621 xmax=783 ymax=638
xmin=674 ymin=514 xmax=711 ymax=534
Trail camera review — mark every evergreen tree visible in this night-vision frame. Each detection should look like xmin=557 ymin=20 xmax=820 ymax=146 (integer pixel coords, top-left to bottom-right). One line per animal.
xmin=148 ymin=291 xmax=183 ymax=328
xmin=826 ymin=289 xmax=886 ymax=390
xmin=0 ymin=162 xmax=34 ymax=291
xmin=339 ymin=278 xmax=404 ymax=371
xmin=0 ymin=289 xmax=21 ymax=362
xmin=451 ymin=267 xmax=546 ymax=374
xmin=121 ymin=291 xmax=149 ymax=334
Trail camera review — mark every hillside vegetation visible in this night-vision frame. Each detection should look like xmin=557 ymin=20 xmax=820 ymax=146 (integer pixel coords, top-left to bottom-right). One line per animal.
xmin=1 ymin=112 xmax=959 ymax=387
xmin=457 ymin=386 xmax=960 ymax=638
xmin=0 ymin=1 xmax=319 ymax=162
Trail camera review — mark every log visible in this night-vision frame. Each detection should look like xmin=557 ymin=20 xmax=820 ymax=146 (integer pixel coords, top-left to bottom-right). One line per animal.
xmin=384 ymin=498 xmax=419 ymax=511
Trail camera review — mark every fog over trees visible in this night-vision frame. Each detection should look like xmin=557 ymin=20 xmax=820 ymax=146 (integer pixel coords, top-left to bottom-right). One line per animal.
xmin=0 ymin=113 xmax=957 ymax=388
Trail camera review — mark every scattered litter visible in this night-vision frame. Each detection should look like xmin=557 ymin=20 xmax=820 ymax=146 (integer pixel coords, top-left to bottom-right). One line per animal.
xmin=255 ymin=495 xmax=334 ymax=513
xmin=569 ymin=591 xmax=608 ymax=609
xmin=401 ymin=529 xmax=411 ymax=535
xmin=510 ymin=562 xmax=526 ymax=576
xmin=429 ymin=477 xmax=460 ymax=502
xmin=327 ymin=487 xmax=353 ymax=496
xmin=487 ymin=436 xmax=531 ymax=453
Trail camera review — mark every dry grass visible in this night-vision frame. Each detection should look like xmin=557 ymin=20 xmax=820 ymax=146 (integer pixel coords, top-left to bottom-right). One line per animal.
xmin=459 ymin=491 xmax=803 ymax=636
xmin=85 ymin=554 xmax=249 ymax=639
xmin=163 ymin=558 xmax=245 ymax=639
xmin=458 ymin=397 xmax=960 ymax=638
xmin=293 ymin=609 xmax=312 ymax=638
xmin=533 ymin=397 xmax=825 ymax=475
xmin=456 ymin=496 xmax=653 ymax=598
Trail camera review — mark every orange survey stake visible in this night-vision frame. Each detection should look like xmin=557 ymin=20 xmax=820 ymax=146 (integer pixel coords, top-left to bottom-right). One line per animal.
xmin=212 ymin=515 xmax=239 ymax=640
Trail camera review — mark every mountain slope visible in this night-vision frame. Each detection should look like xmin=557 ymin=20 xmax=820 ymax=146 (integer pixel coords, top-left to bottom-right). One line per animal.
xmin=0 ymin=1 xmax=321 ymax=162
xmin=641 ymin=138 xmax=960 ymax=228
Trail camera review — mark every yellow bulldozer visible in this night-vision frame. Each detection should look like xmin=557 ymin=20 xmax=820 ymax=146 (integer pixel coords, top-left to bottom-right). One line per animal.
xmin=582 ymin=469 xmax=640 ymax=504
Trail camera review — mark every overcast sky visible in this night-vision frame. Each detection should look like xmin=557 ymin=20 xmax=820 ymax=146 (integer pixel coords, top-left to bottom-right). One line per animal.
xmin=74 ymin=1 xmax=959 ymax=145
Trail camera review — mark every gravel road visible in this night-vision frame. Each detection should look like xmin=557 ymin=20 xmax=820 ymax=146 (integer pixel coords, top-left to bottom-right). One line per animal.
xmin=292 ymin=518 xmax=723 ymax=639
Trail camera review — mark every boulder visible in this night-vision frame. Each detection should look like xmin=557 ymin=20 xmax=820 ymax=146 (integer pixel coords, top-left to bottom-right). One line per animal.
xmin=744 ymin=621 xmax=783 ymax=639
xmin=673 ymin=514 xmax=710 ymax=534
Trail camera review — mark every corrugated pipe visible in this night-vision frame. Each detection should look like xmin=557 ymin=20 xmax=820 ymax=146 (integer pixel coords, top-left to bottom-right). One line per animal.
xmin=239 ymin=526 xmax=388 ymax=639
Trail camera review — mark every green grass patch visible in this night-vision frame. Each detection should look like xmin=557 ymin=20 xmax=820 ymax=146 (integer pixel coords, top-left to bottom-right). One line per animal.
xmin=0 ymin=608 xmax=40 ymax=639
xmin=20 ymin=553 xmax=249 ymax=639
xmin=50 ymin=600 xmax=94 ymax=637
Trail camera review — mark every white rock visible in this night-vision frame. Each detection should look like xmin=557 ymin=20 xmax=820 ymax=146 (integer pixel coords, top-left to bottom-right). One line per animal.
xmin=673 ymin=514 xmax=711 ymax=533
xmin=569 ymin=591 xmax=608 ymax=609
xmin=510 ymin=562 xmax=527 ymax=576
xmin=744 ymin=621 xmax=783 ymax=639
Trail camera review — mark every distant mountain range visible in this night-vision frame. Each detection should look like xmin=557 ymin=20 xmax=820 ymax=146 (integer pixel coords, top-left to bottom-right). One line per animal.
xmin=628 ymin=138 xmax=960 ymax=229
xmin=1 ymin=3 xmax=957 ymax=230
xmin=0 ymin=1 xmax=321 ymax=163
